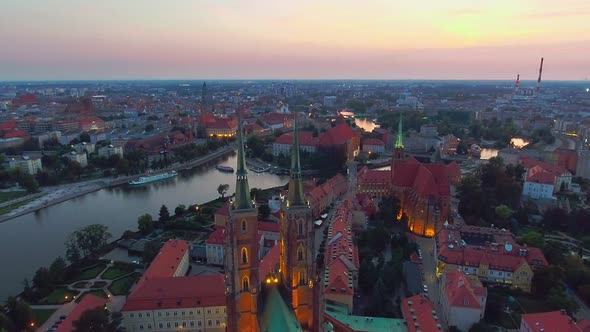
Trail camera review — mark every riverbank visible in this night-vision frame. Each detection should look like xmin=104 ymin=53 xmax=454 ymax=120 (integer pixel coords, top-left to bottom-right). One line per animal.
xmin=0 ymin=146 xmax=235 ymax=223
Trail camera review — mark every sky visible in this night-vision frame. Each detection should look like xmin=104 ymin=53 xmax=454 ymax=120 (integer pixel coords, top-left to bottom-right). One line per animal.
xmin=0 ymin=0 xmax=589 ymax=80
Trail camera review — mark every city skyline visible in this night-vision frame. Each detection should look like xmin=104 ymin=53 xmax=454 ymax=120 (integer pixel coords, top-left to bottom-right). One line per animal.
xmin=1 ymin=0 xmax=589 ymax=80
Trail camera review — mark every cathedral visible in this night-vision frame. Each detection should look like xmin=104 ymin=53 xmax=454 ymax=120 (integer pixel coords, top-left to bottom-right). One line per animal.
xmin=224 ymin=113 xmax=319 ymax=332
xmin=357 ymin=115 xmax=461 ymax=237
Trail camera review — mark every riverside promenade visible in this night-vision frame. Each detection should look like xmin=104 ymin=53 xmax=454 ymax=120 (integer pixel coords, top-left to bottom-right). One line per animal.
xmin=0 ymin=146 xmax=234 ymax=223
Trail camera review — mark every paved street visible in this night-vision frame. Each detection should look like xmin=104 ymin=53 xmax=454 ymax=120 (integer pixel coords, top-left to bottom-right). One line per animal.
xmin=416 ymin=236 xmax=447 ymax=331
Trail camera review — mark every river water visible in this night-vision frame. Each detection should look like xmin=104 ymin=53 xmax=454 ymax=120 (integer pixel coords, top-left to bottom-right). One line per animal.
xmin=0 ymin=152 xmax=289 ymax=301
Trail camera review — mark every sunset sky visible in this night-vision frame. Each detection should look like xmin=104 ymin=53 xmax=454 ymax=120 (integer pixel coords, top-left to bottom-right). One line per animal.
xmin=1 ymin=0 xmax=589 ymax=80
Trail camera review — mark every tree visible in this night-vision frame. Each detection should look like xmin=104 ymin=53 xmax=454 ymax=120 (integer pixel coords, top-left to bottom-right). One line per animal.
xmin=66 ymin=160 xmax=83 ymax=179
xmin=48 ymin=256 xmax=67 ymax=285
xmin=144 ymin=124 xmax=154 ymax=132
xmin=246 ymin=135 xmax=265 ymax=158
xmin=174 ymin=205 xmax=186 ymax=217
xmin=65 ymin=224 xmax=112 ymax=261
xmin=143 ymin=240 xmax=164 ymax=264
xmin=32 ymin=267 xmax=52 ymax=292
xmin=521 ymin=231 xmax=544 ymax=248
xmin=217 ymin=184 xmax=229 ymax=198
xmin=543 ymin=208 xmax=568 ymax=229
xmin=469 ymin=322 xmax=495 ymax=332
xmin=532 ymin=265 xmax=564 ymax=296
xmin=258 ymin=204 xmax=271 ymax=220
xmin=495 ymin=204 xmax=513 ymax=221
xmin=546 ymin=287 xmax=579 ymax=315
xmin=72 ymin=308 xmax=123 ymax=332
xmin=159 ymin=205 xmax=170 ymax=222
xmin=137 ymin=214 xmax=154 ymax=234
xmin=79 ymin=133 xmax=91 ymax=143
xmin=4 ymin=297 xmax=33 ymax=331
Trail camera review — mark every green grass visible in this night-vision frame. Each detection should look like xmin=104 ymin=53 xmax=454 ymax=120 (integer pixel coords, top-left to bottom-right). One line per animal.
xmin=108 ymin=272 xmax=141 ymax=296
xmin=101 ymin=266 xmax=134 ymax=280
xmin=0 ymin=197 xmax=39 ymax=215
xmin=43 ymin=288 xmax=79 ymax=305
xmin=32 ymin=308 xmax=57 ymax=326
xmin=0 ymin=191 xmax=28 ymax=204
xmin=66 ymin=263 xmax=107 ymax=282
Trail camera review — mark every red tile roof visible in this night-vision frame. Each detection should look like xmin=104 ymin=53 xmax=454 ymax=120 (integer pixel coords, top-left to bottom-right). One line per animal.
xmin=401 ymin=295 xmax=441 ymax=332
xmin=2 ymin=129 xmax=29 ymax=139
xmin=325 ymin=258 xmax=353 ymax=295
xmin=207 ymin=117 xmax=237 ymax=130
xmin=443 ymin=271 xmax=484 ymax=309
xmin=275 ymin=131 xmax=318 ymax=147
xmin=260 ymin=113 xmax=292 ymax=126
xmin=521 ymin=310 xmax=590 ymax=332
xmin=260 ymin=244 xmax=280 ymax=279
xmin=319 ymin=124 xmax=355 ymax=146
xmin=206 ymin=227 xmax=225 ymax=245
xmin=140 ymin=240 xmax=188 ymax=284
xmin=0 ymin=121 xmax=16 ymax=131
xmin=122 ymin=275 xmax=225 ymax=311
xmin=520 ymin=156 xmax=569 ymax=176
xmin=55 ymin=295 xmax=107 ymax=332
xmin=527 ymin=171 xmax=556 ymax=185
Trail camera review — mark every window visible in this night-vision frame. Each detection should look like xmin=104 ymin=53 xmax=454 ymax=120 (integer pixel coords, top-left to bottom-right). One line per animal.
xmin=216 ymin=309 xmax=219 ymax=314
xmin=166 ymin=323 xmax=171 ymax=328
xmin=190 ymin=321 xmax=195 ymax=327
xmin=183 ymin=322 xmax=187 ymax=327
xmin=181 ymin=311 xmax=185 ymax=316
xmin=242 ymin=220 xmax=247 ymax=232
xmin=298 ymin=221 xmax=303 ymax=236
xmin=139 ymin=313 xmax=142 ymax=318
xmin=198 ymin=320 xmax=202 ymax=327
xmin=208 ymin=320 xmax=212 ymax=326
xmin=298 ymin=246 xmax=304 ymax=261
xmin=207 ymin=309 xmax=211 ymax=314
xmin=175 ymin=322 xmax=179 ymax=328
xmin=299 ymin=270 xmax=306 ymax=285
xmin=216 ymin=320 xmax=220 ymax=326
xmin=147 ymin=323 xmax=152 ymax=329
xmin=241 ymin=247 xmax=248 ymax=264
xmin=189 ymin=311 xmax=193 ymax=315
xmin=243 ymin=276 xmax=250 ymax=292
xmin=174 ymin=311 xmax=178 ymax=316
xmin=158 ymin=323 xmax=163 ymax=329
xmin=166 ymin=312 xmax=170 ymax=316
xmin=139 ymin=324 xmax=144 ymax=330
xmin=146 ymin=312 xmax=150 ymax=317
xmin=197 ymin=309 xmax=201 ymax=314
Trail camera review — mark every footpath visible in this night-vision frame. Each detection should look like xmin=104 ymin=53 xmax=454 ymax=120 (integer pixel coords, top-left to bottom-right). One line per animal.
xmin=0 ymin=145 xmax=234 ymax=223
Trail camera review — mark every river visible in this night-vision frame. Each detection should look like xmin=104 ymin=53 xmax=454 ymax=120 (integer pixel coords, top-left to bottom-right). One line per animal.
xmin=0 ymin=152 xmax=289 ymax=301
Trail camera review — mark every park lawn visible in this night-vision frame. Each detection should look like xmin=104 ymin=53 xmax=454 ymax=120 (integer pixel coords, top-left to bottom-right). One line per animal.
xmin=101 ymin=266 xmax=134 ymax=280
xmin=109 ymin=272 xmax=141 ymax=296
xmin=32 ymin=308 xmax=57 ymax=326
xmin=67 ymin=263 xmax=107 ymax=282
xmin=44 ymin=288 xmax=79 ymax=305
xmin=0 ymin=191 xmax=28 ymax=204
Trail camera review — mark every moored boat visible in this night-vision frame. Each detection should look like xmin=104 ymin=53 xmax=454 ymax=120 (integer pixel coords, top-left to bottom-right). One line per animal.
xmin=128 ymin=171 xmax=177 ymax=185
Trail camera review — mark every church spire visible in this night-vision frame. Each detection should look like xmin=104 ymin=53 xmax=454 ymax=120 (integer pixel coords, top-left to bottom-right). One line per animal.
xmin=395 ymin=112 xmax=404 ymax=149
xmin=234 ymin=111 xmax=253 ymax=210
xmin=287 ymin=113 xmax=306 ymax=206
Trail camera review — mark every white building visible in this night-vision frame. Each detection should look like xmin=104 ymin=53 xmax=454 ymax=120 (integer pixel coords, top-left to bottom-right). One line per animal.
xmin=361 ymin=138 xmax=385 ymax=154
xmin=272 ymin=131 xmax=318 ymax=156
xmin=58 ymin=132 xmax=80 ymax=145
xmin=98 ymin=144 xmax=124 ymax=158
xmin=73 ymin=142 xmax=95 ymax=154
xmin=37 ymin=131 xmax=62 ymax=147
xmin=8 ymin=155 xmax=43 ymax=175
xmin=439 ymin=271 xmax=487 ymax=332
xmin=523 ymin=178 xmax=555 ymax=199
xmin=63 ymin=151 xmax=88 ymax=167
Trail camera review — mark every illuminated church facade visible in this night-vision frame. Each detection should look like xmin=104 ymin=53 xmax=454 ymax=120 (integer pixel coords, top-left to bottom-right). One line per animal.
xmin=357 ymin=116 xmax=460 ymax=237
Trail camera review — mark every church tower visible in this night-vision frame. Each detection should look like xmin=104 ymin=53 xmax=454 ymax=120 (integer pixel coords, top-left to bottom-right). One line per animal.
xmin=225 ymin=111 xmax=260 ymax=332
xmin=394 ymin=112 xmax=405 ymax=161
xmin=280 ymin=113 xmax=318 ymax=331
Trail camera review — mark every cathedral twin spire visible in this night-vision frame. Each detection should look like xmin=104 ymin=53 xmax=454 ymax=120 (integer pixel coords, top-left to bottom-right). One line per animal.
xmin=233 ymin=111 xmax=306 ymax=209
xmin=234 ymin=111 xmax=253 ymax=210
xmin=395 ymin=112 xmax=404 ymax=149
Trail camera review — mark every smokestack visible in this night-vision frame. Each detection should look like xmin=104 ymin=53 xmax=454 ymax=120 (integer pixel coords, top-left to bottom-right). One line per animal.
xmin=515 ymin=74 xmax=520 ymax=91
xmin=537 ymin=57 xmax=544 ymax=93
